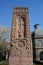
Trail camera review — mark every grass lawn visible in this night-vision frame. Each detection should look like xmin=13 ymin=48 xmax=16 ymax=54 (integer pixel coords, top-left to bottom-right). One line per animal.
xmin=0 ymin=60 xmax=43 ymax=65
xmin=0 ymin=60 xmax=8 ymax=65
xmin=34 ymin=63 xmax=43 ymax=65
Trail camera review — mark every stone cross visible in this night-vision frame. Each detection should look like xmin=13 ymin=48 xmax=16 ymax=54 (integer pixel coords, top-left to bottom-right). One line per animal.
xmin=9 ymin=7 xmax=33 ymax=65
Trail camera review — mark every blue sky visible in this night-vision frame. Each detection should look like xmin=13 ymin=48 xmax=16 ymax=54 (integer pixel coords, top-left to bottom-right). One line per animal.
xmin=0 ymin=0 xmax=43 ymax=31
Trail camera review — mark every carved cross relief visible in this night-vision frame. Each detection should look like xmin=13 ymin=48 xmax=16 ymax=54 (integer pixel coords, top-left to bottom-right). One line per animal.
xmin=10 ymin=40 xmax=30 ymax=58
xmin=16 ymin=15 xmax=25 ymax=38
xmin=10 ymin=15 xmax=30 ymax=58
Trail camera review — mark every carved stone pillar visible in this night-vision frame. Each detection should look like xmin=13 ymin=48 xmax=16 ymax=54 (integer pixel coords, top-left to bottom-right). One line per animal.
xmin=9 ymin=7 xmax=33 ymax=65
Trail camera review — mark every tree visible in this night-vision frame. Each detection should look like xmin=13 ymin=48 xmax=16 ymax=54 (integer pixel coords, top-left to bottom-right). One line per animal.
xmin=0 ymin=27 xmax=11 ymax=61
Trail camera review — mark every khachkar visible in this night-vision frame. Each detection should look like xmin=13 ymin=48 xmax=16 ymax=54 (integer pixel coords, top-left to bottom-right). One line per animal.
xmin=9 ymin=7 xmax=33 ymax=65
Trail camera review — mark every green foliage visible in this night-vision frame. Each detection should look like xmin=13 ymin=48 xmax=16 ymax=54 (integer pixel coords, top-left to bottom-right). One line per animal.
xmin=0 ymin=38 xmax=10 ymax=53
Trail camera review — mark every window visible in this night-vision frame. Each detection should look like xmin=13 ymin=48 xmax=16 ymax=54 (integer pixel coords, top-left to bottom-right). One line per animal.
xmin=38 ymin=40 xmax=42 ymax=47
xmin=40 ymin=52 xmax=43 ymax=60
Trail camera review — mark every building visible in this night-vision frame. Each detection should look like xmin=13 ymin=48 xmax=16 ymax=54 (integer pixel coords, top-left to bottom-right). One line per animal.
xmin=32 ymin=24 xmax=43 ymax=62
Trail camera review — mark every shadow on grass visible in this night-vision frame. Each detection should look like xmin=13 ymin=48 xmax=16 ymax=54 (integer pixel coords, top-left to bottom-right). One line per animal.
xmin=33 ymin=61 xmax=43 ymax=65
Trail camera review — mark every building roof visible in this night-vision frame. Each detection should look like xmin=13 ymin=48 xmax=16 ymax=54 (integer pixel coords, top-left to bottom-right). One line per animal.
xmin=32 ymin=24 xmax=43 ymax=38
xmin=35 ymin=28 xmax=43 ymax=37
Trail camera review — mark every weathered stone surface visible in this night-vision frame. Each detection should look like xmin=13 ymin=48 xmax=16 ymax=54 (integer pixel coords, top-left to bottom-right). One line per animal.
xmin=9 ymin=7 xmax=33 ymax=65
